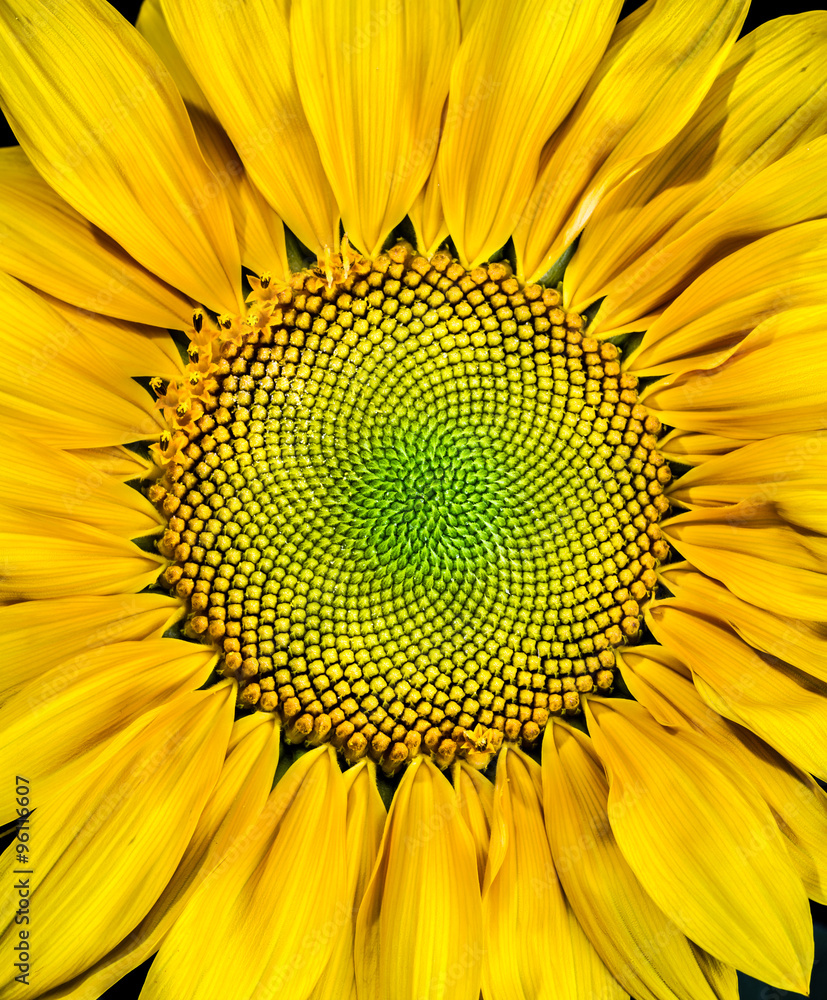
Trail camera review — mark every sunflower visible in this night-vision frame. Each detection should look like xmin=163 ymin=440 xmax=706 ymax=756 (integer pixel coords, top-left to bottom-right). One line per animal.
xmin=1 ymin=0 xmax=826 ymax=997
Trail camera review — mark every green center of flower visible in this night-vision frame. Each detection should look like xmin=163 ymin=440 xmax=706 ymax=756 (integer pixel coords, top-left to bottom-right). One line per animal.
xmin=152 ymin=247 xmax=670 ymax=771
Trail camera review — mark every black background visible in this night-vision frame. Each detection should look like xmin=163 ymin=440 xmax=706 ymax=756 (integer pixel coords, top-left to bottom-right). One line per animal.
xmin=2 ymin=1 xmax=826 ymax=998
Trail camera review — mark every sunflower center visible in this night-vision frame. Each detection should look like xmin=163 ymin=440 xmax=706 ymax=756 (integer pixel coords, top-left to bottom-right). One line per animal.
xmin=151 ymin=246 xmax=670 ymax=772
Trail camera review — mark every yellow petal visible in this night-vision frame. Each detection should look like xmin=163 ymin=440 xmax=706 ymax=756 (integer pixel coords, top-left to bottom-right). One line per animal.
xmin=0 ymin=594 xmax=180 ymax=701
xmin=0 ymin=683 xmax=235 ymax=999
xmin=308 ymin=759 xmax=386 ymax=1000
xmin=0 ymin=146 xmax=193 ymax=329
xmin=0 ymin=639 xmax=216 ymax=823
xmin=617 ymin=645 xmax=827 ymax=904
xmin=454 ymin=762 xmax=494 ymax=886
xmin=407 ymin=175 xmax=448 ymax=257
xmin=482 ymin=746 xmax=626 ymax=1000
xmin=355 ymin=757 xmax=482 ymax=1000
xmin=0 ymin=434 xmax=160 ymax=539
xmin=583 ymin=133 xmax=827 ymax=334
xmin=642 ymin=306 xmax=827 ymax=440
xmin=436 ymin=0 xmax=623 ymax=267
xmin=67 ymin=445 xmax=153 ymax=481
xmin=51 ymin=713 xmax=281 ymax=1000
xmin=136 ymin=0 xmax=211 ymax=115
xmin=0 ymin=273 xmax=164 ymax=448
xmin=45 ymin=293 xmax=185 ymax=382
xmin=459 ymin=0 xmax=485 ymax=35
xmin=667 ymin=433 xmax=827 ymax=536
xmin=660 ymin=503 xmax=827 ymax=621
xmin=292 ymin=0 xmax=459 ymax=257
xmin=141 ymin=745 xmax=347 ymax=1000
xmin=647 ymin=600 xmax=827 ymax=781
xmin=626 ymin=219 xmax=827 ymax=376
xmin=667 ymin=432 xmax=827 ymax=510
xmin=658 ymin=428 xmax=746 ymax=465
xmin=660 ymin=562 xmax=827 ymax=684
xmin=584 ymin=697 xmax=812 ymax=992
xmin=0 ymin=0 xmax=241 ymax=316
xmin=566 ymin=11 xmax=827 ymax=325
xmin=140 ymin=0 xmax=285 ymax=278
xmin=0 ymin=505 xmax=165 ymax=601
xmin=162 ymin=0 xmax=339 ymax=255
xmin=516 ymin=0 xmax=748 ymax=283
xmin=188 ymin=105 xmax=289 ymax=282
xmin=544 ymin=720 xmax=738 ymax=1000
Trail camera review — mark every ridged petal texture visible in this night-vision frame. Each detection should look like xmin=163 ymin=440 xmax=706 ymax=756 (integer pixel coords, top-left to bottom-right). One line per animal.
xmin=642 ymin=305 xmax=827 ymax=443
xmin=659 ymin=502 xmax=827 ymax=621
xmin=455 ymin=762 xmax=494 ymax=887
xmin=578 ymin=132 xmax=827 ymax=333
xmin=435 ymin=0 xmax=623 ymax=266
xmin=141 ymin=745 xmax=346 ymax=1000
xmin=625 ymin=219 xmax=827 ymax=377
xmin=584 ymin=697 xmax=813 ymax=992
xmin=647 ymin=601 xmax=827 ymax=781
xmin=617 ymin=640 xmax=827 ymax=905
xmin=660 ymin=562 xmax=827 ymax=684
xmin=567 ymin=10 xmax=827 ymax=327
xmin=355 ymin=757 xmax=482 ymax=1000
xmin=58 ymin=713 xmax=281 ymax=1000
xmin=136 ymin=0 xmax=290 ymax=281
xmin=0 ymin=594 xmax=179 ymax=703
xmin=481 ymin=746 xmax=626 ymax=1000
xmin=292 ymin=0 xmax=459 ymax=258
xmin=543 ymin=721 xmax=738 ymax=1000
xmin=0 ymin=640 xmax=216 ymax=823
xmin=161 ymin=0 xmax=339 ymax=254
xmin=0 ymin=0 xmax=241 ymax=315
xmin=515 ymin=0 xmax=748 ymax=282
xmin=0 ymin=146 xmax=193 ymax=329
xmin=0 ymin=683 xmax=235 ymax=998
xmin=308 ymin=760 xmax=385 ymax=1000
xmin=0 ymin=273 xmax=164 ymax=449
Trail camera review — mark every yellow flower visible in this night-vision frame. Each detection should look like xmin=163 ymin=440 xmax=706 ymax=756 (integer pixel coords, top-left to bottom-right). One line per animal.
xmin=0 ymin=0 xmax=826 ymax=998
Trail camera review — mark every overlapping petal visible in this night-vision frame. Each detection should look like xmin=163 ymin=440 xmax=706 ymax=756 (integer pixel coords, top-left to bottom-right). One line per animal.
xmin=455 ymin=762 xmax=494 ymax=886
xmin=581 ymin=135 xmax=827 ymax=334
xmin=53 ymin=713 xmax=281 ymax=1000
xmin=0 ymin=146 xmax=193 ymax=329
xmin=544 ymin=721 xmax=738 ymax=1000
xmin=516 ymin=0 xmax=748 ymax=282
xmin=0 ymin=0 xmax=241 ymax=315
xmin=0 ymin=273 xmax=164 ymax=448
xmin=584 ymin=697 xmax=812 ymax=992
xmin=660 ymin=503 xmax=827 ymax=620
xmin=436 ymin=0 xmax=623 ymax=266
xmin=142 ymin=745 xmax=347 ymax=1000
xmin=355 ymin=757 xmax=482 ymax=1000
xmin=0 ymin=434 xmax=159 ymax=540
xmin=0 ymin=640 xmax=216 ymax=823
xmin=642 ymin=306 xmax=827 ymax=440
xmin=566 ymin=11 xmax=827 ymax=325
xmin=0 ymin=505 xmax=165 ymax=601
xmin=482 ymin=746 xmax=625 ymax=1000
xmin=162 ymin=0 xmax=339 ymax=254
xmin=617 ymin=644 xmax=827 ymax=904
xmin=625 ymin=220 xmax=827 ymax=376
xmin=308 ymin=760 xmax=385 ymax=1000
xmin=0 ymin=683 xmax=235 ymax=999
xmin=292 ymin=0 xmax=458 ymax=258
xmin=660 ymin=563 xmax=827 ymax=684
xmin=647 ymin=600 xmax=827 ymax=780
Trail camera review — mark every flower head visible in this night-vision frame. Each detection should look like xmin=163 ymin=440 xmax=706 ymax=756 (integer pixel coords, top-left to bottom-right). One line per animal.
xmin=1 ymin=0 xmax=826 ymax=998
